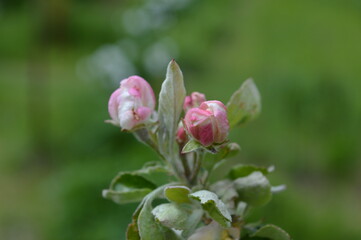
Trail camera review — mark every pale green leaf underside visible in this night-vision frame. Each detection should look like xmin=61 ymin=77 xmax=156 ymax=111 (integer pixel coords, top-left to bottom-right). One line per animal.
xmin=189 ymin=190 xmax=232 ymax=227
xmin=188 ymin=221 xmax=222 ymax=240
xmin=210 ymin=180 xmax=238 ymax=206
xmin=138 ymin=184 xmax=180 ymax=240
xmin=103 ymin=171 xmax=157 ymax=205
xmin=234 ymin=171 xmax=272 ymax=207
xmin=227 ymin=78 xmax=261 ymax=128
xmin=157 ymin=60 xmax=186 ymax=159
xmin=152 ymin=203 xmax=199 ymax=231
xmin=181 ymin=207 xmax=204 ymax=238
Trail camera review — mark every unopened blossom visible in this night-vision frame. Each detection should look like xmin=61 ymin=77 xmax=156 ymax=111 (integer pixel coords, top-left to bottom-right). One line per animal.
xmin=183 ymin=92 xmax=206 ymax=112
xmin=184 ymin=100 xmax=229 ymax=147
xmin=108 ymin=76 xmax=155 ymax=130
xmin=176 ymin=123 xmax=187 ymax=144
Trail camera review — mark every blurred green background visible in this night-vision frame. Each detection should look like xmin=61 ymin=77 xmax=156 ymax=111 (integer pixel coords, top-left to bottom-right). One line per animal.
xmin=1 ymin=0 xmax=360 ymax=239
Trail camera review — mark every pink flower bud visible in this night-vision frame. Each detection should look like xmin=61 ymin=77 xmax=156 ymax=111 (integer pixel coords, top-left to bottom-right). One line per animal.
xmin=176 ymin=124 xmax=187 ymax=144
xmin=183 ymin=92 xmax=206 ymax=112
xmin=108 ymin=76 xmax=156 ymax=130
xmin=184 ymin=100 xmax=229 ymax=147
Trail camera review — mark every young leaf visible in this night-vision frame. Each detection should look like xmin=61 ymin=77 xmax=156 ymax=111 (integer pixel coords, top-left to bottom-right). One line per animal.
xmin=110 ymin=173 xmax=157 ymax=190
xmin=210 ymin=180 xmax=238 ymax=214
xmin=235 ymin=201 xmax=247 ymax=217
xmin=227 ymin=78 xmax=261 ymax=128
xmin=164 ymin=186 xmax=191 ymax=203
xmin=234 ymin=171 xmax=272 ymax=207
xmin=203 ymin=143 xmax=240 ymax=171
xmin=181 ymin=207 xmax=204 ymax=238
xmin=138 ymin=184 xmax=180 ymax=240
xmin=152 ymin=203 xmax=202 ymax=232
xmin=102 ymin=172 xmax=156 ymax=205
xmin=182 ymin=139 xmax=202 ymax=153
xmin=188 ymin=221 xmax=222 ymax=240
xmin=152 ymin=203 xmax=189 ymax=230
xmin=126 ymin=202 xmax=144 ymax=240
xmin=208 ymin=157 xmax=241 ymax=183
xmin=189 ymin=190 xmax=232 ymax=227
xmin=136 ymin=162 xmax=174 ymax=186
xmin=157 ymin=60 xmax=186 ymax=159
xmin=251 ymin=224 xmax=291 ymax=240
xmin=127 ymin=221 xmax=141 ymax=240
xmin=229 ymin=164 xmax=269 ymax=180
xmin=102 ymin=189 xmax=152 ymax=205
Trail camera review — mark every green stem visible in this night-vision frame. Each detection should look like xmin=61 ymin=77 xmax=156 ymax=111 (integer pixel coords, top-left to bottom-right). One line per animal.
xmin=180 ymin=154 xmax=191 ymax=184
xmin=133 ymin=128 xmax=189 ymax=184
xmin=133 ymin=128 xmax=162 ymax=157
xmin=190 ymin=150 xmax=204 ymax=185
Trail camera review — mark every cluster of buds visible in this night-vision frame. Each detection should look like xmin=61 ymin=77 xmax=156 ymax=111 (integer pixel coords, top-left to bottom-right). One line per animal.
xmin=108 ymin=77 xmax=229 ymax=149
xmin=103 ymin=60 xmax=289 ymax=240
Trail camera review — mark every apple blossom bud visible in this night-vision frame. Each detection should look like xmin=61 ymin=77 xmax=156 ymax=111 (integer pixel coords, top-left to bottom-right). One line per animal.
xmin=108 ymin=76 xmax=156 ymax=130
xmin=183 ymin=100 xmax=229 ymax=147
xmin=183 ymin=92 xmax=206 ymax=112
xmin=176 ymin=124 xmax=187 ymax=144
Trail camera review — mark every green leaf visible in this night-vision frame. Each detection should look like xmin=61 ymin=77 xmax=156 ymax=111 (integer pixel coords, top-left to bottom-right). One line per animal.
xmin=136 ymin=162 xmax=174 ymax=186
xmin=182 ymin=139 xmax=202 ymax=153
xmin=235 ymin=201 xmax=247 ymax=217
xmin=229 ymin=164 xmax=269 ymax=180
xmin=152 ymin=203 xmax=189 ymax=230
xmin=208 ymin=157 xmax=241 ymax=183
xmin=103 ymin=164 xmax=174 ymax=205
xmin=110 ymin=173 xmax=157 ymax=190
xmin=164 ymin=186 xmax=191 ymax=203
xmin=138 ymin=184 xmax=181 ymax=240
xmin=209 ymin=180 xmax=233 ymax=197
xmin=102 ymin=189 xmax=152 ymax=205
xmin=203 ymin=143 xmax=240 ymax=171
xmin=251 ymin=224 xmax=291 ymax=240
xmin=227 ymin=78 xmax=261 ymax=128
xmin=181 ymin=207 xmax=204 ymax=238
xmin=210 ymin=180 xmax=238 ymax=214
xmin=127 ymin=221 xmax=141 ymax=240
xmin=103 ymin=172 xmax=157 ymax=205
xmin=188 ymin=221 xmax=222 ymax=240
xmin=157 ymin=60 xmax=186 ymax=159
xmin=234 ymin=171 xmax=272 ymax=207
xmin=152 ymin=203 xmax=202 ymax=232
xmin=126 ymin=203 xmax=143 ymax=240
xmin=189 ymin=190 xmax=232 ymax=227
